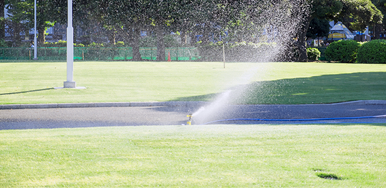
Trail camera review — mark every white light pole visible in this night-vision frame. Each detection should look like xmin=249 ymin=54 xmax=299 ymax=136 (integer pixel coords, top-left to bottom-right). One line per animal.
xmin=33 ymin=0 xmax=37 ymax=60
xmin=64 ymin=0 xmax=75 ymax=88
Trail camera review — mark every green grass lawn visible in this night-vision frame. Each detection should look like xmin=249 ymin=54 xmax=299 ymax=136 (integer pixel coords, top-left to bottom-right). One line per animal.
xmin=1 ymin=125 xmax=386 ymax=187
xmin=0 ymin=61 xmax=386 ymax=104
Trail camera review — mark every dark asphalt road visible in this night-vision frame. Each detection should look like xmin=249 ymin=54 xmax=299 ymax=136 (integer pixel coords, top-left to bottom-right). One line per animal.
xmin=1 ymin=103 xmax=386 ymax=130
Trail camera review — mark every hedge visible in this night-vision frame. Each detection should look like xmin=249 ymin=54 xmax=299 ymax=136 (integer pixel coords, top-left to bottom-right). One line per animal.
xmin=357 ymin=39 xmax=386 ymax=64
xmin=325 ymin=40 xmax=360 ymax=63
xmin=198 ymin=41 xmax=276 ymax=62
xmin=306 ymin=48 xmax=321 ymax=61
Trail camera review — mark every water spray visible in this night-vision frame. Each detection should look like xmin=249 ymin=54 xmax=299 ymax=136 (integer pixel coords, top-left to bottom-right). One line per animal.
xmin=185 ymin=0 xmax=312 ymax=125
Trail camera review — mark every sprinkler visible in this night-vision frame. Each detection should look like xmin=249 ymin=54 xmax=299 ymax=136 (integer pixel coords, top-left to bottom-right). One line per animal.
xmin=187 ymin=114 xmax=192 ymax=125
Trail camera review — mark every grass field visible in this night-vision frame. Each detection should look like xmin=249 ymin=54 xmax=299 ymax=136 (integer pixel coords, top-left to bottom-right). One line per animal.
xmin=1 ymin=125 xmax=386 ymax=187
xmin=1 ymin=61 xmax=386 ymax=187
xmin=1 ymin=61 xmax=386 ymax=104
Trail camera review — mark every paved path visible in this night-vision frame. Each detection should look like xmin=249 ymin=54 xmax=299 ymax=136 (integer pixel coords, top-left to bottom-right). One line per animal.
xmin=1 ymin=102 xmax=386 ymax=130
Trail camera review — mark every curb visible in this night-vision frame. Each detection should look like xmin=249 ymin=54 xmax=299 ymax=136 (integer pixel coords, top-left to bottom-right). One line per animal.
xmin=333 ymin=100 xmax=386 ymax=105
xmin=0 ymin=100 xmax=385 ymax=110
xmin=0 ymin=101 xmax=209 ymax=110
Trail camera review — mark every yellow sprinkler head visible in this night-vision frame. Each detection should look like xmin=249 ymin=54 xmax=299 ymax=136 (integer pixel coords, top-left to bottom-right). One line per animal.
xmin=187 ymin=114 xmax=192 ymax=125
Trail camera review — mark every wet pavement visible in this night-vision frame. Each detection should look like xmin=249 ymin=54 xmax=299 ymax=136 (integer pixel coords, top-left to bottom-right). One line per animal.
xmin=1 ymin=103 xmax=386 ymax=130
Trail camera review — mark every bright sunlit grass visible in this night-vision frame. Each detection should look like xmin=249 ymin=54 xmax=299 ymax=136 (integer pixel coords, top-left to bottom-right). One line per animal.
xmin=0 ymin=61 xmax=385 ymax=104
xmin=1 ymin=124 xmax=386 ymax=187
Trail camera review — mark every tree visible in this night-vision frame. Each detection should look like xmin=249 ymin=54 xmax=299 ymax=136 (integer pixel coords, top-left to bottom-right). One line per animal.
xmin=295 ymin=0 xmax=383 ymax=62
xmin=95 ymin=0 xmax=149 ymax=60
xmin=5 ymin=0 xmax=63 ymax=44
xmin=372 ymin=0 xmax=386 ymax=26
xmin=0 ymin=0 xmax=5 ymax=39
xmin=306 ymin=18 xmax=331 ymax=41
xmin=339 ymin=0 xmax=383 ymax=32
xmin=3 ymin=0 xmax=30 ymax=46
xmin=370 ymin=0 xmax=386 ymax=38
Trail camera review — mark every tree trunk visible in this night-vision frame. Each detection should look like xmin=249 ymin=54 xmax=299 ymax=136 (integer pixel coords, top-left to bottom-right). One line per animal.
xmin=374 ymin=24 xmax=382 ymax=39
xmin=38 ymin=27 xmax=45 ymax=44
xmin=0 ymin=0 xmax=4 ymax=39
xmin=117 ymin=26 xmax=141 ymax=61
xmin=25 ymin=28 xmax=29 ymax=41
xmin=296 ymin=16 xmax=313 ymax=62
xmin=74 ymin=24 xmax=77 ymax=43
xmin=132 ymin=27 xmax=141 ymax=61
xmin=108 ymin=27 xmax=116 ymax=45
xmin=201 ymin=23 xmax=210 ymax=44
xmin=181 ymin=30 xmax=186 ymax=45
xmin=12 ymin=22 xmax=22 ymax=46
xmin=156 ymin=25 xmax=165 ymax=61
xmin=190 ymin=31 xmax=196 ymax=45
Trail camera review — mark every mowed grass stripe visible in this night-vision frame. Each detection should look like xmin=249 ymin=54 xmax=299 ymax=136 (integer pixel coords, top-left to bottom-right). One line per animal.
xmin=0 ymin=125 xmax=385 ymax=187
xmin=0 ymin=61 xmax=385 ymax=104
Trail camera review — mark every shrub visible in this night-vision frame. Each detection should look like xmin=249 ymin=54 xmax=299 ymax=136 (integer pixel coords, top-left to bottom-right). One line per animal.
xmin=306 ymin=48 xmax=321 ymax=61
xmin=325 ymin=40 xmax=360 ymax=63
xmin=164 ymin=35 xmax=179 ymax=47
xmin=41 ymin=40 xmax=67 ymax=47
xmin=198 ymin=41 xmax=276 ymax=62
xmin=88 ymin=42 xmax=104 ymax=47
xmin=41 ymin=41 xmax=87 ymax=47
xmin=357 ymin=39 xmax=386 ymax=64
xmin=139 ymin=36 xmax=156 ymax=47
xmin=115 ymin=41 xmax=125 ymax=47
xmin=75 ymin=43 xmax=85 ymax=47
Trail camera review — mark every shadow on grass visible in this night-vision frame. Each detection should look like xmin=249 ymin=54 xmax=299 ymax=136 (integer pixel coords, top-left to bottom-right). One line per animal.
xmin=172 ymin=72 xmax=386 ymax=104
xmin=0 ymin=88 xmax=54 ymax=96
xmin=0 ymin=60 xmax=66 ymax=63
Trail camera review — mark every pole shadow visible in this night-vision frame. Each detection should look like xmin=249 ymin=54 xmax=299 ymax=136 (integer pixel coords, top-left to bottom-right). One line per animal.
xmin=0 ymin=88 xmax=54 ymax=96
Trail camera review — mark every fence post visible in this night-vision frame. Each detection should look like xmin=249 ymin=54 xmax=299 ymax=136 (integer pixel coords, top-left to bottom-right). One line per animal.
xmin=150 ymin=47 xmax=153 ymax=61
xmin=189 ymin=47 xmax=192 ymax=61
xmin=177 ymin=46 xmax=179 ymax=61
xmin=124 ymin=47 xmax=127 ymax=61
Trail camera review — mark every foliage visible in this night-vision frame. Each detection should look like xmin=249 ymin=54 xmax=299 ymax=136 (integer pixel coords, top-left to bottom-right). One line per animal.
xmin=307 ymin=18 xmax=331 ymax=39
xmin=306 ymin=48 xmax=321 ymax=61
xmin=5 ymin=0 xmax=63 ymax=44
xmin=294 ymin=0 xmax=382 ymax=62
xmin=88 ymin=42 xmax=104 ymax=47
xmin=372 ymin=0 xmax=386 ymax=28
xmin=0 ymin=39 xmax=7 ymax=47
xmin=139 ymin=36 xmax=156 ymax=47
xmin=164 ymin=35 xmax=179 ymax=47
xmin=138 ymin=35 xmax=180 ymax=47
xmin=75 ymin=43 xmax=85 ymax=47
xmin=115 ymin=41 xmax=125 ymax=47
xmin=340 ymin=0 xmax=383 ymax=31
xmin=198 ymin=41 xmax=276 ymax=62
xmin=3 ymin=0 xmax=383 ymax=62
xmin=325 ymin=40 xmax=360 ymax=63
xmin=357 ymin=39 xmax=386 ymax=63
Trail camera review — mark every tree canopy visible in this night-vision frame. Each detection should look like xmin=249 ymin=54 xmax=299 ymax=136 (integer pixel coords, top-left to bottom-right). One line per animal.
xmin=1 ymin=0 xmax=385 ymax=62
xmin=294 ymin=0 xmax=383 ymax=61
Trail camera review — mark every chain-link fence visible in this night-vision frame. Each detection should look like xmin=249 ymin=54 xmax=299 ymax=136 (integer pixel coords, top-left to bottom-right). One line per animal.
xmin=0 ymin=47 xmax=200 ymax=61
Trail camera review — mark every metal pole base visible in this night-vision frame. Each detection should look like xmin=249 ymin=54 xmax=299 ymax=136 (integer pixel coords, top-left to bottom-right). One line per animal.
xmin=64 ymin=81 xmax=76 ymax=88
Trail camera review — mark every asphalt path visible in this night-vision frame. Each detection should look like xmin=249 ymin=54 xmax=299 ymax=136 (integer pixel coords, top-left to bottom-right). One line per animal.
xmin=1 ymin=102 xmax=386 ymax=130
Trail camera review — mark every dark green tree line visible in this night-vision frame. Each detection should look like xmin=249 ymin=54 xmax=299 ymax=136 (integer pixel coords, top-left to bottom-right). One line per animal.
xmin=2 ymin=0 xmax=385 ymax=62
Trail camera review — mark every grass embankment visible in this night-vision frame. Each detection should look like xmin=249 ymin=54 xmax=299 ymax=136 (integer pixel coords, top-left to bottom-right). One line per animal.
xmin=0 ymin=61 xmax=385 ymax=104
xmin=1 ymin=125 xmax=385 ymax=187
